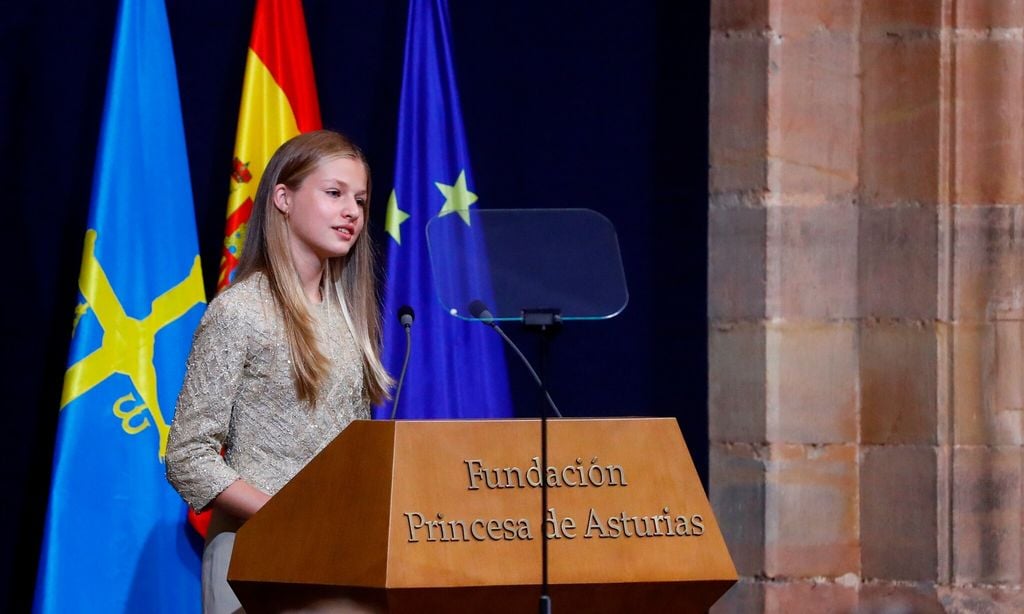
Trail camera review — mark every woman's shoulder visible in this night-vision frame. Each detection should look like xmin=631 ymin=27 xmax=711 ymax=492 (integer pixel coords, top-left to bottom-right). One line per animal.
xmin=202 ymin=272 xmax=276 ymax=330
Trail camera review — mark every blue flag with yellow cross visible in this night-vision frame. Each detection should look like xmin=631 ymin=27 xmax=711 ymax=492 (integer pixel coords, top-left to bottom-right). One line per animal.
xmin=379 ymin=0 xmax=514 ymax=419
xmin=34 ymin=0 xmax=205 ymax=611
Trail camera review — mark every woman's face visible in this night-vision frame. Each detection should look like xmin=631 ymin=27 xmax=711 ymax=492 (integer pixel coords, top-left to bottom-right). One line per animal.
xmin=276 ymin=156 xmax=367 ymax=263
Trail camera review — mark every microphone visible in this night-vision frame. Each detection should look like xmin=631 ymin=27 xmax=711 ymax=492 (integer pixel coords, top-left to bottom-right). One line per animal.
xmin=468 ymin=299 xmax=563 ymax=418
xmin=390 ymin=305 xmax=415 ymax=420
xmin=398 ymin=305 xmax=415 ymax=328
xmin=468 ymin=299 xmax=493 ymax=323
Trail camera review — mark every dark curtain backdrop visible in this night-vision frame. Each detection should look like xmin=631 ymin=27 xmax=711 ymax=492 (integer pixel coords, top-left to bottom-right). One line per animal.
xmin=0 ymin=1 xmax=709 ymax=609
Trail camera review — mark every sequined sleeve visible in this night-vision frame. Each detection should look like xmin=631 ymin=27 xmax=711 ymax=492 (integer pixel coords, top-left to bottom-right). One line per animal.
xmin=165 ymin=294 xmax=250 ymax=511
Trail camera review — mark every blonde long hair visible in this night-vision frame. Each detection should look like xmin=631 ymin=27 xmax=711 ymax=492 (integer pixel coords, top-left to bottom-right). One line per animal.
xmin=234 ymin=130 xmax=392 ymax=405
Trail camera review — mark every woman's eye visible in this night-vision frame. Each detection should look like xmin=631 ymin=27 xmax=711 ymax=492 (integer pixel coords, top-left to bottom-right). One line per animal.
xmin=326 ymin=189 xmax=340 ymax=197
xmin=356 ymin=198 xmax=367 ymax=207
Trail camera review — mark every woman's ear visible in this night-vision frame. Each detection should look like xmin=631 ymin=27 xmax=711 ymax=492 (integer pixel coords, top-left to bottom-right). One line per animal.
xmin=272 ymin=184 xmax=290 ymax=215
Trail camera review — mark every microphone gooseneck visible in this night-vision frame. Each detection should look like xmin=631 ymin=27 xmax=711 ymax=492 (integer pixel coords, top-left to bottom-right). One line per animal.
xmin=468 ymin=300 xmax=563 ymax=418
xmin=390 ymin=305 xmax=415 ymax=420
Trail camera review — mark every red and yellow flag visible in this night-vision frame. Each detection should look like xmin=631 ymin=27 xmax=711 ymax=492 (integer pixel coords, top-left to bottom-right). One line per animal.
xmin=218 ymin=0 xmax=322 ymax=290
xmin=191 ymin=0 xmax=321 ymax=537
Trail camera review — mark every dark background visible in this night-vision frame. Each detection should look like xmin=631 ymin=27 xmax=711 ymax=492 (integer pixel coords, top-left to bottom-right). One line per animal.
xmin=0 ymin=1 xmax=709 ymax=609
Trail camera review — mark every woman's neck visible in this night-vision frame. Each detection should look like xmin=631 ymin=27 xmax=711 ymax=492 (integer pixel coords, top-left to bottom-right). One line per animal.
xmin=290 ymin=248 xmax=325 ymax=304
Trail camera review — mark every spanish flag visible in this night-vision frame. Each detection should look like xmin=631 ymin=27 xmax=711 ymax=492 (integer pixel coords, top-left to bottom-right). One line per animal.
xmin=218 ymin=0 xmax=322 ymax=290
xmin=193 ymin=0 xmax=322 ymax=536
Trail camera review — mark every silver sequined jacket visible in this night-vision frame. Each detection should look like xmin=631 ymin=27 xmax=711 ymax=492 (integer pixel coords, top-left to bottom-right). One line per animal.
xmin=165 ymin=272 xmax=369 ymax=511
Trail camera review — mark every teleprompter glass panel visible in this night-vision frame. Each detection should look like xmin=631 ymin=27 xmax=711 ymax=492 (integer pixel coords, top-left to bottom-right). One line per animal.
xmin=426 ymin=208 xmax=628 ymax=322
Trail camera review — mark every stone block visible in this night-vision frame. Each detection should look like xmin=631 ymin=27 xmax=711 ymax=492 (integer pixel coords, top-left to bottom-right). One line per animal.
xmin=765 ymin=205 xmax=857 ymax=319
xmin=858 ymin=581 xmax=944 ymax=613
xmin=709 ymin=323 xmax=766 ymax=443
xmin=710 ymin=34 xmax=769 ymax=197
xmin=953 ymin=321 xmax=1024 ymax=445
xmin=858 ymin=206 xmax=938 ymax=319
xmin=859 ymin=321 xmax=938 ymax=445
xmin=952 ymin=205 xmax=1024 ymax=322
xmin=765 ymin=443 xmax=859 ymax=577
xmin=764 ymin=579 xmax=858 ymax=613
xmin=936 ymin=445 xmax=952 ymax=580
xmin=765 ymin=322 xmax=857 ymax=444
xmin=860 ymin=36 xmax=941 ymax=206
xmin=768 ymin=0 xmax=857 ymax=38
xmin=768 ymin=34 xmax=859 ymax=205
xmin=861 ymin=0 xmax=943 ymax=33
xmin=710 ymin=443 xmax=767 ymax=576
xmin=860 ymin=446 xmax=938 ymax=581
xmin=939 ymin=584 xmax=1024 ymax=613
xmin=955 ymin=38 xmax=1024 ymax=205
xmin=952 ymin=445 xmax=1022 ymax=584
xmin=711 ymin=0 xmax=768 ymax=32
xmin=957 ymin=1 xmax=1024 ymax=29
xmin=708 ymin=207 xmax=767 ymax=321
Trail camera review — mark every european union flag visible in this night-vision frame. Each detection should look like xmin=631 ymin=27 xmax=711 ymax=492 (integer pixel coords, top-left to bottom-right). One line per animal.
xmin=34 ymin=0 xmax=205 ymax=611
xmin=379 ymin=0 xmax=513 ymax=419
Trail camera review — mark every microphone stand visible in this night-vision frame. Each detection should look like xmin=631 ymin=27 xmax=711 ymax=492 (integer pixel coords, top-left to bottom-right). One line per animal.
xmin=469 ymin=301 xmax=562 ymax=613
xmin=522 ymin=309 xmax=561 ymax=614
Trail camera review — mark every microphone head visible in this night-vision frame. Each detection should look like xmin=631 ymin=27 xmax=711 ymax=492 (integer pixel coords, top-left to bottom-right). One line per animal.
xmin=468 ymin=299 xmax=494 ymax=323
xmin=398 ymin=305 xmax=415 ymax=327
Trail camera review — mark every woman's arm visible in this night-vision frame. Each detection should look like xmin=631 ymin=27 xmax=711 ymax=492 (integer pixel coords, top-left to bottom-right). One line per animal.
xmin=166 ymin=296 xmax=252 ymax=513
xmin=211 ymin=479 xmax=272 ymax=520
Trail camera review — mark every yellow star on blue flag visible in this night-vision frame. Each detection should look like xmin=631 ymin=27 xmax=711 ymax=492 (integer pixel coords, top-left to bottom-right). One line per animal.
xmin=385 ymin=189 xmax=411 ymax=244
xmin=435 ymin=170 xmax=478 ymax=225
xmin=378 ymin=0 xmax=512 ymax=421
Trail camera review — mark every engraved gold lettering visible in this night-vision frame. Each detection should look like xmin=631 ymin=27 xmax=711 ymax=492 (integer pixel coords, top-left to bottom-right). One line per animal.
xmin=465 ymin=459 xmax=485 ymax=490
xmin=575 ymin=458 xmax=587 ymax=487
xmin=543 ymin=508 xmax=577 ymax=539
xmin=426 ymin=516 xmax=441 ymax=542
xmin=606 ymin=463 xmax=627 ymax=486
xmin=585 ymin=508 xmax=608 ymax=538
xmin=502 ymin=518 xmax=518 ymax=540
xmin=636 ymin=515 xmax=656 ymax=537
xmin=471 ymin=519 xmax=486 ymax=541
xmin=448 ymin=518 xmax=468 ymax=541
xmin=561 ymin=465 xmax=577 ymax=486
xmin=486 ymin=520 xmax=503 ymax=540
xmin=588 ymin=459 xmax=606 ymax=486
xmin=405 ymin=513 xmax=535 ymax=542
xmin=562 ymin=515 xmax=577 ymax=539
xmin=517 ymin=520 xmax=532 ymax=540
xmin=652 ymin=513 xmax=667 ymax=536
xmin=404 ymin=512 xmax=425 ymax=543
xmin=526 ymin=457 xmax=542 ymax=487
xmin=434 ymin=513 xmax=451 ymax=542
xmin=663 ymin=507 xmax=676 ymax=536
xmin=503 ymin=466 xmax=525 ymax=488
xmin=464 ymin=457 xmax=628 ymax=490
xmin=692 ymin=514 xmax=705 ymax=536
xmin=675 ymin=515 xmax=691 ymax=536
xmin=620 ymin=513 xmax=635 ymax=537
xmin=606 ymin=513 xmax=622 ymax=538
xmin=545 ymin=507 xmax=561 ymax=539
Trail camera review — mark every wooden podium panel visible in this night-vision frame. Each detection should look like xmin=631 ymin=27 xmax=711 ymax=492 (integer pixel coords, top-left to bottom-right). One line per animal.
xmin=229 ymin=418 xmax=736 ymax=613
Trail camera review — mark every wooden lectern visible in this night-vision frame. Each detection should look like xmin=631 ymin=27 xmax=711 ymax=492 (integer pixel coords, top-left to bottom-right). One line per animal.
xmin=228 ymin=418 xmax=736 ymax=613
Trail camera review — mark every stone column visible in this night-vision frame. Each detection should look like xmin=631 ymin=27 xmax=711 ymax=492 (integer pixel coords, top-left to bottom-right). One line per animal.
xmin=708 ymin=1 xmax=1024 ymax=611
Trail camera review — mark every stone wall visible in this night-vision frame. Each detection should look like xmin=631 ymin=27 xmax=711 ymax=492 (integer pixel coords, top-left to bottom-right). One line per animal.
xmin=708 ymin=1 xmax=1024 ymax=611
